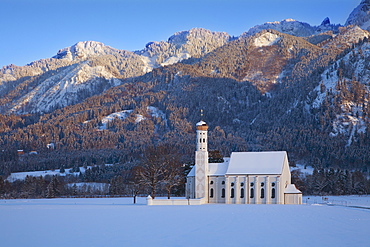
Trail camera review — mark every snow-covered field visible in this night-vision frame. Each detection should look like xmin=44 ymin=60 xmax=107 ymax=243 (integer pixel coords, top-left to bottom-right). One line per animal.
xmin=1 ymin=196 xmax=369 ymax=247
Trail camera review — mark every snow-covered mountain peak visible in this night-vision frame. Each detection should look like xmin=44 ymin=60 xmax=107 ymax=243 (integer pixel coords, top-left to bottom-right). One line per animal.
xmin=54 ymin=41 xmax=120 ymax=60
xmin=168 ymin=28 xmax=230 ymax=47
xmin=136 ymin=28 xmax=231 ymax=71
xmin=244 ymin=19 xmax=316 ymax=37
xmin=243 ymin=18 xmax=340 ymax=38
xmin=346 ymin=0 xmax=370 ymax=31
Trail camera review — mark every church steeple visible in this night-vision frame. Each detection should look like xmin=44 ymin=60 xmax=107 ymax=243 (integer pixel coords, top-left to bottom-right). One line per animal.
xmin=195 ymin=118 xmax=209 ymax=199
xmin=196 ymin=120 xmax=208 ymax=151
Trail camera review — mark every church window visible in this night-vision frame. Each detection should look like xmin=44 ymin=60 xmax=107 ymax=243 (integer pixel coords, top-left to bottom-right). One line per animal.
xmin=250 ymin=188 xmax=254 ymax=198
xmin=250 ymin=182 xmax=254 ymax=187
xmin=221 ymin=181 xmax=225 ymax=185
xmin=271 ymin=188 xmax=276 ymax=199
xmin=272 ymin=182 xmax=275 ymax=187
xmin=210 ymin=188 xmax=214 ymax=198
xmin=210 ymin=181 xmax=214 ymax=185
xmin=240 ymin=188 xmax=245 ymax=198
xmin=261 ymin=188 xmax=265 ymax=198
xmin=203 ymin=138 xmax=205 ymax=143
xmin=231 ymin=188 xmax=235 ymax=198
xmin=261 ymin=182 xmax=264 ymax=187
xmin=221 ymin=188 xmax=225 ymax=198
xmin=240 ymin=182 xmax=244 ymax=187
xmin=231 ymin=182 xmax=234 ymax=187
xmin=200 ymin=138 xmax=202 ymax=143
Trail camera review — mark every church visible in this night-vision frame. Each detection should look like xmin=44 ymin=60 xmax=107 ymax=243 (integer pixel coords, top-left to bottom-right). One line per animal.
xmin=186 ymin=120 xmax=302 ymax=204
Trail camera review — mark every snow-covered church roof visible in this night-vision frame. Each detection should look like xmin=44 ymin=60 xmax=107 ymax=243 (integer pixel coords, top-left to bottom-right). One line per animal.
xmin=284 ymin=184 xmax=302 ymax=194
xmin=226 ymin=151 xmax=287 ymax=175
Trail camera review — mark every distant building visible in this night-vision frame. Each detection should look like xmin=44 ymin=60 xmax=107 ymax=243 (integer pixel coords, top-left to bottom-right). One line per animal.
xmin=186 ymin=121 xmax=302 ymax=204
xmin=17 ymin=150 xmax=25 ymax=155
xmin=47 ymin=143 xmax=55 ymax=149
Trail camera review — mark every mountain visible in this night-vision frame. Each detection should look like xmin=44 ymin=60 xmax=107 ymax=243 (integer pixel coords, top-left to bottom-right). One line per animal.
xmin=135 ymin=28 xmax=232 ymax=71
xmin=346 ymin=0 xmax=370 ymax=31
xmin=0 ymin=29 xmax=232 ymax=114
xmin=242 ymin=18 xmax=340 ymax=38
xmin=0 ymin=1 xmax=369 ymax=176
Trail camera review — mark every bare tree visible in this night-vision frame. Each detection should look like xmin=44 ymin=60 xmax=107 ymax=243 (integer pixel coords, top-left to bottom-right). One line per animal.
xmin=138 ymin=144 xmax=184 ymax=199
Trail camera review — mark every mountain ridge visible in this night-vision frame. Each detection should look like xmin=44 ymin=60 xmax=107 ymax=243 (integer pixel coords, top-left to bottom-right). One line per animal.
xmin=0 ymin=1 xmax=369 ymax=175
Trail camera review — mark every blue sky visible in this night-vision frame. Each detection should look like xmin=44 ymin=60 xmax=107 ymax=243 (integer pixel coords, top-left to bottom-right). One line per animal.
xmin=0 ymin=0 xmax=360 ymax=68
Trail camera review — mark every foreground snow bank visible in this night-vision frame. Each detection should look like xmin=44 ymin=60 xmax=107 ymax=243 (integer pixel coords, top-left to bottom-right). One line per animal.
xmin=0 ymin=196 xmax=369 ymax=247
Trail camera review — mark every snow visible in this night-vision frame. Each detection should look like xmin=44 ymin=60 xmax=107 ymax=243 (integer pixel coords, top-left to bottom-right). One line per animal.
xmin=208 ymin=158 xmax=230 ymax=176
xmin=290 ymin=164 xmax=314 ymax=176
xmin=98 ymin=106 xmax=166 ymax=130
xmin=160 ymin=52 xmax=191 ymax=66
xmin=226 ymin=151 xmax=286 ymax=175
xmin=6 ymin=167 xmax=87 ymax=182
xmin=254 ymin=32 xmax=281 ymax=47
xmin=99 ymin=110 xmax=133 ymax=130
xmin=0 ymin=196 xmax=369 ymax=247
xmin=284 ymin=184 xmax=301 ymax=194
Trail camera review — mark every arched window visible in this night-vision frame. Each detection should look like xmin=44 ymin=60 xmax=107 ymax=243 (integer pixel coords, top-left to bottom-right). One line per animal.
xmin=261 ymin=188 xmax=265 ymax=199
xmin=231 ymin=188 xmax=235 ymax=198
xmin=210 ymin=188 xmax=214 ymax=198
xmin=271 ymin=188 xmax=276 ymax=199
xmin=203 ymin=138 xmax=206 ymax=143
xmin=221 ymin=188 xmax=225 ymax=198
xmin=240 ymin=188 xmax=245 ymax=198
xmin=250 ymin=188 xmax=254 ymax=198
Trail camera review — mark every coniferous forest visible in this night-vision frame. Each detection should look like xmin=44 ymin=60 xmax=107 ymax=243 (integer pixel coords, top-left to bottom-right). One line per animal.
xmin=1 ymin=13 xmax=370 ymax=198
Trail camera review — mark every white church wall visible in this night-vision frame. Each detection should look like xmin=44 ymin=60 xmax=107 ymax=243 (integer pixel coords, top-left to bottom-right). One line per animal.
xmin=284 ymin=193 xmax=302 ymax=204
xmin=186 ymin=176 xmax=196 ymax=199
xmin=208 ymin=176 xmax=226 ymax=204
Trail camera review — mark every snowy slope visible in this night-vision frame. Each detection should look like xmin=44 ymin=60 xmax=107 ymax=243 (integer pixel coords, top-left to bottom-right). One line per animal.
xmin=136 ymin=28 xmax=231 ymax=71
xmin=346 ymin=0 xmax=370 ymax=31
xmin=9 ymin=62 xmax=122 ymax=114
xmin=98 ymin=106 xmax=167 ymax=130
xmin=308 ymin=39 xmax=370 ymax=145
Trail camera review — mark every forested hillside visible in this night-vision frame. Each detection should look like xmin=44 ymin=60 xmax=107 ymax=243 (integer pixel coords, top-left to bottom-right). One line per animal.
xmin=0 ymin=2 xmax=369 ymax=197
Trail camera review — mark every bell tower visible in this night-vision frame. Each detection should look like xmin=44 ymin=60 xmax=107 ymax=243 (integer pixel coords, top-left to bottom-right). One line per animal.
xmin=195 ymin=120 xmax=208 ymax=199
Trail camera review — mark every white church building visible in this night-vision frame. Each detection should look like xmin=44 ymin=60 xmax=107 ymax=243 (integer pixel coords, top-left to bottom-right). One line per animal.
xmin=185 ymin=120 xmax=302 ymax=204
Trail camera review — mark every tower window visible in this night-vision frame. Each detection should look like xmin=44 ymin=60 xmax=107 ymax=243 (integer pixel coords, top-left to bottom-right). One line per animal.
xmin=231 ymin=188 xmax=235 ymax=198
xmin=272 ymin=182 xmax=275 ymax=187
xmin=250 ymin=188 xmax=254 ymax=198
xmin=250 ymin=182 xmax=254 ymax=187
xmin=221 ymin=181 xmax=225 ymax=185
xmin=221 ymin=188 xmax=225 ymax=198
xmin=271 ymin=188 xmax=276 ymax=199
xmin=261 ymin=182 xmax=265 ymax=187
xmin=210 ymin=181 xmax=214 ymax=185
xmin=210 ymin=188 xmax=214 ymax=198
xmin=231 ymin=182 xmax=234 ymax=187
xmin=203 ymin=138 xmax=205 ymax=143
xmin=240 ymin=188 xmax=245 ymax=198
xmin=240 ymin=182 xmax=244 ymax=187
xmin=261 ymin=188 xmax=265 ymax=199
